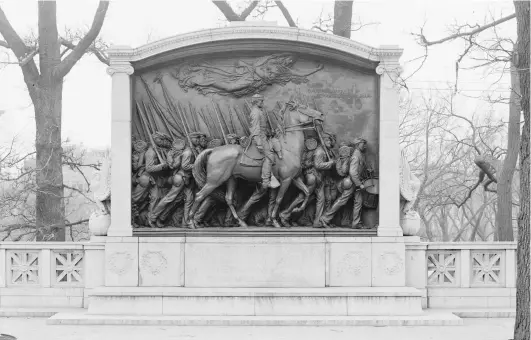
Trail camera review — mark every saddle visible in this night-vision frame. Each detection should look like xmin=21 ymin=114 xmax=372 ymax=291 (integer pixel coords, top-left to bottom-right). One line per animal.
xmin=240 ymin=137 xmax=282 ymax=167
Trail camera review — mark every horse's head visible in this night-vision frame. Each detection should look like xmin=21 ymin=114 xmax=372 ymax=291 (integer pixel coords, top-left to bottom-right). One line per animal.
xmin=286 ymin=100 xmax=325 ymax=125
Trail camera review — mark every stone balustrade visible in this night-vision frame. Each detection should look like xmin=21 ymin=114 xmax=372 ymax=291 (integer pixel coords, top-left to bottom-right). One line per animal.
xmin=0 ymin=240 xmax=517 ymax=311
xmin=405 ymin=239 xmax=517 ymax=309
xmin=0 ymin=241 xmax=105 ymax=308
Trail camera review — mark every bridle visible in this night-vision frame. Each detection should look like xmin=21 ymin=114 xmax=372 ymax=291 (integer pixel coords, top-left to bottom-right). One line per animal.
xmin=282 ymin=103 xmax=324 ymax=134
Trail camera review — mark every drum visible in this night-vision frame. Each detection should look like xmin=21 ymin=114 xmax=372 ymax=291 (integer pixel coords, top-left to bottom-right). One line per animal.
xmin=362 ymin=178 xmax=379 ymax=209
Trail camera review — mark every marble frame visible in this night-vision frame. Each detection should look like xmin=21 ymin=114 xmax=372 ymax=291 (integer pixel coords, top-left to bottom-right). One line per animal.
xmin=106 ymin=24 xmax=403 ymax=238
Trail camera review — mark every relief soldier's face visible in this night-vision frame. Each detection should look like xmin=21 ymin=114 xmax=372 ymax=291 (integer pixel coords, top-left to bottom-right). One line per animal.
xmin=359 ymin=142 xmax=367 ymax=152
xmin=324 ymin=138 xmax=332 ymax=148
xmin=199 ymin=136 xmax=208 ymax=148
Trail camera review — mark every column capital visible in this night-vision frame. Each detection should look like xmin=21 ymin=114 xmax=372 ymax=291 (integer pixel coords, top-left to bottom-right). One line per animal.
xmin=376 ymin=63 xmax=403 ymax=77
xmin=107 ymin=63 xmax=134 ymax=76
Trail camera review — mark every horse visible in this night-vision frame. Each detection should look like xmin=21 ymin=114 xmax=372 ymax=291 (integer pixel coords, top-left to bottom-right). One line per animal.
xmin=189 ymin=101 xmax=325 ymax=229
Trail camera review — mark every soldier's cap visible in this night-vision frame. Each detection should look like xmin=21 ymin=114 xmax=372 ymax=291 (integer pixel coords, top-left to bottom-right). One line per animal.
xmin=188 ymin=131 xmax=206 ymax=138
xmin=251 ymin=93 xmax=264 ymax=100
xmin=227 ymin=134 xmax=239 ymax=140
xmin=152 ymin=131 xmax=172 ymax=142
xmin=350 ymin=137 xmax=367 ymax=146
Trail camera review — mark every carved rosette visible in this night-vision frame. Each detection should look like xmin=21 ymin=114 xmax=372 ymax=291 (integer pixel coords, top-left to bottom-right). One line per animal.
xmin=379 ymin=251 xmax=404 ymax=276
xmin=107 ymin=252 xmax=134 ymax=276
xmin=140 ymin=251 xmax=168 ymax=276
xmin=337 ymin=251 xmax=369 ymax=276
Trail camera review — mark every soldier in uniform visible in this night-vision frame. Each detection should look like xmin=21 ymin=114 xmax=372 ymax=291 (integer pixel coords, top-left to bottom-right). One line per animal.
xmin=280 ymin=134 xmax=336 ymax=227
xmin=249 ymin=93 xmax=274 ymax=189
xmin=147 ymin=138 xmax=186 ymax=228
xmin=319 ymin=138 xmax=369 ymax=228
xmin=348 ymin=137 xmax=369 ymax=229
xmin=312 ymin=132 xmax=337 ymax=227
xmin=143 ymin=132 xmax=173 ymax=223
xmin=181 ymin=132 xmax=208 ymax=227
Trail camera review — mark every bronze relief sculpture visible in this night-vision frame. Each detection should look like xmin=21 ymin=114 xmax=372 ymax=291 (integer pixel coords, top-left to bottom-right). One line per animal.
xmin=131 ymin=52 xmax=380 ymax=232
xmin=173 ymin=54 xmax=324 ymax=97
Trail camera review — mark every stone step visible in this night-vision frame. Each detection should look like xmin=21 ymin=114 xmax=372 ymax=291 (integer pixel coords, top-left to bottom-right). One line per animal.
xmin=87 ymin=287 xmax=425 ymax=317
xmin=0 ymin=308 xmax=82 ymax=318
xmin=48 ymin=310 xmax=463 ymax=326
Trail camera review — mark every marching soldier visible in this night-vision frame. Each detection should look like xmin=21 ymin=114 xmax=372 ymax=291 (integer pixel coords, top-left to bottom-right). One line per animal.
xmin=143 ymin=132 xmax=173 ymax=221
xmin=312 ymin=132 xmax=337 ymax=227
xmin=348 ymin=137 xmax=369 ymax=229
xmin=181 ymin=132 xmax=208 ymax=227
xmin=319 ymin=137 xmax=369 ymax=228
xmin=148 ymin=138 xmax=186 ymax=228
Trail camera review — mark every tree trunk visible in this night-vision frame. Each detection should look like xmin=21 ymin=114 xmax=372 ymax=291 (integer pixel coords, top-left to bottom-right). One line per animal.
xmin=34 ymin=1 xmax=65 ymax=241
xmin=333 ymin=1 xmax=353 ymax=38
xmin=513 ymin=1 xmax=530 ymax=339
xmin=34 ymin=85 xmax=65 ymax=241
xmin=496 ymin=61 xmax=520 ymax=242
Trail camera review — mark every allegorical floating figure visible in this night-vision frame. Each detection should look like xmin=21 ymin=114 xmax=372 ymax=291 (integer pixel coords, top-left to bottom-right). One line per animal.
xmin=173 ymin=53 xmax=324 ymax=97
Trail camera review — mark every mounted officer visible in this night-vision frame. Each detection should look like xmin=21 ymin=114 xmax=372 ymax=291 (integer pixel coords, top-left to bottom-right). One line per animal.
xmin=249 ymin=93 xmax=274 ymax=189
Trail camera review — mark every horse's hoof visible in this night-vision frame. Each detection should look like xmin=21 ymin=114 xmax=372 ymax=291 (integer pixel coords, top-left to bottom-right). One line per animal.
xmin=280 ymin=218 xmax=291 ymax=228
xmin=272 ymin=219 xmax=283 ymax=229
xmin=238 ymin=221 xmax=249 ymax=228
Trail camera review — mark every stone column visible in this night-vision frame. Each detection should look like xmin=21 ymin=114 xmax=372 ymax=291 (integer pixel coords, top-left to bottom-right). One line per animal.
xmin=106 ymin=57 xmax=134 ymax=237
xmin=376 ymin=48 xmax=403 ymax=237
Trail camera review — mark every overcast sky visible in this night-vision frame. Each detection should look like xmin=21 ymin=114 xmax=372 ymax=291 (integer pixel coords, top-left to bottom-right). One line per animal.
xmin=0 ymin=0 xmax=516 ymax=151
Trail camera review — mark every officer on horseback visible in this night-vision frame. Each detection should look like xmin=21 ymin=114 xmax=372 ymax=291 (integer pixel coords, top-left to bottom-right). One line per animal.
xmin=249 ymin=93 xmax=274 ymax=189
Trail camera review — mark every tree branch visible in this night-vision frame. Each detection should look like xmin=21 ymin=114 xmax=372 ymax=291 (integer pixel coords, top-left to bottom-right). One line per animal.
xmin=212 ymin=1 xmax=244 ymax=21
xmin=275 ymin=1 xmax=297 ymax=27
xmin=416 ymin=13 xmax=516 ymax=46
xmin=59 ymin=37 xmax=109 ymax=66
xmin=54 ymin=1 xmax=109 ymax=79
xmin=240 ymin=1 xmax=259 ymax=20
xmin=0 ymin=5 xmax=39 ymax=85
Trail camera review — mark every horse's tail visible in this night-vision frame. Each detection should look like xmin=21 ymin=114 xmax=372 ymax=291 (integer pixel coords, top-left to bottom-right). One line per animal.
xmin=193 ymin=149 xmax=212 ymax=189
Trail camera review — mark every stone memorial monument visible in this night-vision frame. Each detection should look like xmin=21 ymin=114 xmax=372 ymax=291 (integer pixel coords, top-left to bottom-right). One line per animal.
xmin=59 ymin=23 xmax=458 ymax=326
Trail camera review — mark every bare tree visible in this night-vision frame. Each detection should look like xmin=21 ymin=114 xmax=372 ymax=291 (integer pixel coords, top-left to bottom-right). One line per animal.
xmin=411 ymin=3 xmax=528 ymax=337
xmin=0 ymin=1 xmax=109 ymax=240
xmin=0 ymin=139 xmax=101 ymax=241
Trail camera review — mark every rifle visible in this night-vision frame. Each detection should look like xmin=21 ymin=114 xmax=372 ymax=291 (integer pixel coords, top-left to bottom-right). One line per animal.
xmin=211 ymin=99 xmax=228 ymax=145
xmin=136 ymin=101 xmax=163 ymax=163
xmin=176 ymin=102 xmax=198 ymax=157
xmin=144 ymin=102 xmax=176 ymax=140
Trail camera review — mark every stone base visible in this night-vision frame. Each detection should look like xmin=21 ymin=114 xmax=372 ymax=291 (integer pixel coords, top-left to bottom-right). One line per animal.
xmin=85 ymin=287 xmax=424 ymax=317
xmin=48 ymin=311 xmax=462 ymax=326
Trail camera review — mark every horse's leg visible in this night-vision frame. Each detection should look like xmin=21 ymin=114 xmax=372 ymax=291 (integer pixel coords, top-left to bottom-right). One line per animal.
xmin=279 ymin=193 xmax=305 ymax=225
xmin=187 ymin=183 xmax=219 ymax=229
xmin=265 ymin=187 xmax=278 ymax=226
xmin=238 ymin=186 xmax=268 ymax=222
xmin=292 ymin=176 xmax=312 ymax=213
xmin=226 ymin=177 xmax=248 ymax=228
xmin=270 ymin=178 xmax=292 ymax=229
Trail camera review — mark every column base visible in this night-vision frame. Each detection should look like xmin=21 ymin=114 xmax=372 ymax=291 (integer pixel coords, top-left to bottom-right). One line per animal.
xmin=107 ymin=225 xmax=133 ymax=237
xmin=377 ymin=226 xmax=403 ymax=237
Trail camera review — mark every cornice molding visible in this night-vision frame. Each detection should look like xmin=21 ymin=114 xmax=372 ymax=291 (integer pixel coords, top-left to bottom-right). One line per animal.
xmin=107 ymin=26 xmax=403 ymax=68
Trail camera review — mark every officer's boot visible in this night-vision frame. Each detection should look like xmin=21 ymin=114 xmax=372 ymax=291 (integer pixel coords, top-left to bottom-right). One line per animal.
xmin=261 ymin=157 xmax=272 ymax=189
